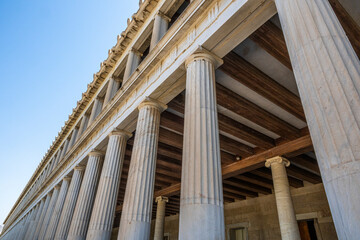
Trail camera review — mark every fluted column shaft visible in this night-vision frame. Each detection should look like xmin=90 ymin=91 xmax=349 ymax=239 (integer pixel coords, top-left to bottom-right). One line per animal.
xmin=87 ymin=131 xmax=131 ymax=240
xmin=123 ymin=49 xmax=142 ymax=84
xmin=118 ymin=99 xmax=165 ymax=240
xmin=14 ymin=218 xmax=25 ymax=240
xmin=59 ymin=139 xmax=69 ymax=160
xmin=275 ymin=0 xmax=360 ymax=238
xmin=266 ymin=157 xmax=300 ymax=240
xmin=67 ymin=152 xmax=103 ymax=240
xmin=154 ymin=196 xmax=168 ymax=240
xmin=103 ymin=78 xmax=121 ymax=106
xmin=68 ymin=128 xmax=79 ymax=151
xmin=77 ymin=115 xmax=89 ymax=140
xmin=16 ymin=212 xmax=31 ymax=240
xmin=33 ymin=193 xmax=52 ymax=240
xmin=20 ymin=206 xmax=37 ymax=240
xmin=38 ymin=186 xmax=61 ymax=239
xmin=179 ymin=51 xmax=225 ymax=240
xmin=25 ymin=198 xmax=45 ymax=240
xmin=54 ymin=167 xmax=85 ymax=240
xmin=88 ymin=97 xmax=104 ymax=125
xmin=150 ymin=12 xmax=170 ymax=51
xmin=52 ymin=150 xmax=62 ymax=170
xmin=44 ymin=177 xmax=71 ymax=240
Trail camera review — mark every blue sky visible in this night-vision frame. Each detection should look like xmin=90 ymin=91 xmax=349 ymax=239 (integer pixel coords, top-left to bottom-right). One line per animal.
xmin=0 ymin=0 xmax=139 ymax=225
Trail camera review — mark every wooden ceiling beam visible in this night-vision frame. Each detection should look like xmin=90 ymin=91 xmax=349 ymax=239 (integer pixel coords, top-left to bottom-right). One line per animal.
xmin=249 ymin=20 xmax=292 ymax=69
xmin=290 ymin=155 xmax=320 ymax=174
xmin=286 ymin=165 xmax=322 ymax=184
xmin=168 ymin=97 xmax=276 ymax=149
xmin=329 ymin=0 xmax=360 ymax=58
xmin=235 ymin=173 xmax=273 ymax=189
xmin=218 ymin=113 xmax=275 ymax=150
xmin=160 ymin=111 xmax=254 ymax=158
xmin=219 ymin=135 xmax=254 ymax=157
xmin=251 ymin=168 xmax=303 ymax=188
xmin=153 ymin=134 xmax=311 ymax=197
xmin=157 ymin=142 xmax=182 ymax=161
xmin=224 ymin=178 xmax=272 ymax=195
xmin=216 ymin=83 xmax=300 ymax=139
xmin=223 ymin=191 xmax=246 ymax=200
xmin=222 ymin=134 xmax=312 ymax=178
xmin=220 ymin=51 xmax=305 ymax=120
xmin=160 ymin=120 xmax=252 ymax=162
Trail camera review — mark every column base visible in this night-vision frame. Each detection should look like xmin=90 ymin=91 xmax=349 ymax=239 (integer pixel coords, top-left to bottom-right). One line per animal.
xmin=179 ymin=203 xmax=225 ymax=240
xmin=118 ymin=220 xmax=150 ymax=240
xmin=86 ymin=230 xmax=112 ymax=240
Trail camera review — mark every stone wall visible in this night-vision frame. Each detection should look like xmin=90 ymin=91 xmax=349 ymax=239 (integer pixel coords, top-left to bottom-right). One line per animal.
xmin=148 ymin=183 xmax=337 ymax=240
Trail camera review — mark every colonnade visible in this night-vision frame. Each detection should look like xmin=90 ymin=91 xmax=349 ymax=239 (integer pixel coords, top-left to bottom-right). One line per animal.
xmin=2 ymin=0 xmax=360 ymax=239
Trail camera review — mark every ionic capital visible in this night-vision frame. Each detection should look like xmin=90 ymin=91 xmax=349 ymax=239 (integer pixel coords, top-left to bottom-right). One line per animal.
xmin=109 ymin=129 xmax=133 ymax=139
xmin=130 ymin=47 xmax=143 ymax=57
xmin=155 ymin=196 xmax=169 ymax=203
xmin=185 ymin=47 xmax=223 ymax=68
xmin=63 ymin=176 xmax=72 ymax=182
xmin=54 ymin=185 xmax=61 ymax=190
xmin=88 ymin=150 xmax=105 ymax=157
xmin=156 ymin=11 xmax=171 ymax=22
xmin=265 ymin=156 xmax=290 ymax=168
xmin=74 ymin=165 xmax=85 ymax=171
xmin=138 ymin=97 xmax=167 ymax=112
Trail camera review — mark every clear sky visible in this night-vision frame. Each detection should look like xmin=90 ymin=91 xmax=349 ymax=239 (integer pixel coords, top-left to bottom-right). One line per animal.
xmin=0 ymin=0 xmax=139 ymax=225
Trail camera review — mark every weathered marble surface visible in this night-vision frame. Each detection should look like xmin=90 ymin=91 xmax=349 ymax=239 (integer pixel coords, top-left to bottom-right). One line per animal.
xmin=275 ymin=0 xmax=360 ymax=238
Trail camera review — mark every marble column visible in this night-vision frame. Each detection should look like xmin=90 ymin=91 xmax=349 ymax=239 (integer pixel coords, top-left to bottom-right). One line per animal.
xmin=44 ymin=177 xmax=71 ymax=240
xmin=67 ymin=151 xmax=104 ymax=240
xmin=68 ymin=128 xmax=79 ymax=150
xmin=59 ymin=139 xmax=70 ymax=160
xmin=88 ymin=97 xmax=104 ymax=125
xmin=20 ymin=206 xmax=37 ymax=239
xmin=52 ymin=150 xmax=62 ymax=170
xmin=118 ymin=98 xmax=166 ymax=240
xmin=16 ymin=212 xmax=31 ymax=240
xmin=275 ymin=0 xmax=360 ymax=238
xmin=103 ymin=78 xmax=121 ymax=106
xmin=179 ymin=50 xmax=225 ymax=240
xmin=87 ymin=130 xmax=131 ymax=239
xmin=150 ymin=11 xmax=170 ymax=51
xmin=54 ymin=166 xmax=85 ymax=240
xmin=77 ymin=114 xmax=89 ymax=140
xmin=25 ymin=198 xmax=45 ymax=240
xmin=153 ymin=196 xmax=168 ymax=240
xmin=14 ymin=218 xmax=24 ymax=240
xmin=33 ymin=193 xmax=52 ymax=240
xmin=38 ymin=185 xmax=61 ymax=239
xmin=123 ymin=48 xmax=142 ymax=84
xmin=266 ymin=156 xmax=300 ymax=240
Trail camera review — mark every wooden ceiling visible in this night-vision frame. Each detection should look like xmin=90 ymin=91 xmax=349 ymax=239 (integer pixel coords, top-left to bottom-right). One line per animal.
xmin=112 ymin=0 xmax=359 ymax=227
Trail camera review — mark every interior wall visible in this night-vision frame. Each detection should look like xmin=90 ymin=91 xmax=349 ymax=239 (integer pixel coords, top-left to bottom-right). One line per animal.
xmin=147 ymin=183 xmax=337 ymax=240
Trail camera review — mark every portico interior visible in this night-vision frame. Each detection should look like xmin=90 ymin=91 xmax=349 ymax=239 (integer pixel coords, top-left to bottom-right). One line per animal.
xmin=1 ymin=0 xmax=359 ymax=239
xmin=102 ymin=5 xmax=358 ymax=238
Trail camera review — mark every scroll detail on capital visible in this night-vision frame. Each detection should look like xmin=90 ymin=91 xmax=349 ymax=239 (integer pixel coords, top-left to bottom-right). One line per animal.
xmin=138 ymin=97 xmax=167 ymax=112
xmin=74 ymin=165 xmax=86 ymax=171
xmin=63 ymin=176 xmax=72 ymax=181
xmin=131 ymin=47 xmax=143 ymax=57
xmin=185 ymin=46 xmax=223 ymax=68
xmin=265 ymin=156 xmax=290 ymax=168
xmin=156 ymin=11 xmax=171 ymax=22
xmin=155 ymin=196 xmax=169 ymax=203
xmin=88 ymin=150 xmax=105 ymax=157
xmin=109 ymin=129 xmax=133 ymax=139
